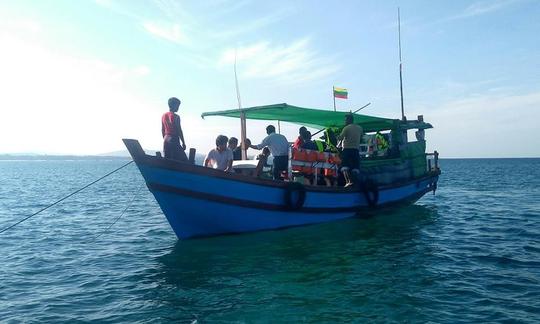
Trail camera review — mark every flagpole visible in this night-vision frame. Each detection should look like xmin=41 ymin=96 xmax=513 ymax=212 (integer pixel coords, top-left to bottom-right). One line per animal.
xmin=332 ymin=86 xmax=336 ymax=112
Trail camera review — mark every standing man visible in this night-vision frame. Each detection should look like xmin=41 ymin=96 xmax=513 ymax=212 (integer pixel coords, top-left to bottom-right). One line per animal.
xmin=161 ymin=97 xmax=188 ymax=161
xmin=339 ymin=114 xmax=363 ymax=187
xmin=249 ymin=125 xmax=289 ymax=180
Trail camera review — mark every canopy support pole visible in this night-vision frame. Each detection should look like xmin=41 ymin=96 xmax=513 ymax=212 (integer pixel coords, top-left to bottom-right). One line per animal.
xmin=278 ymin=120 xmax=281 ymax=134
xmin=240 ymin=111 xmax=247 ymax=160
xmin=352 ymin=102 xmax=371 ymax=114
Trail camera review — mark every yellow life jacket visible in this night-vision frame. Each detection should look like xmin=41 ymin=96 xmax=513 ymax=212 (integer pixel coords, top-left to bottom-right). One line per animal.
xmin=314 ymin=140 xmax=325 ymax=152
xmin=324 ymin=129 xmax=339 ymax=153
xmin=375 ymin=133 xmax=389 ymax=150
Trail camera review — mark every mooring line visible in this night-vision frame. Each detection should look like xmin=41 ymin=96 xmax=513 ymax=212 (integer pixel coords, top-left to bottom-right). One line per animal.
xmin=0 ymin=160 xmax=134 ymax=235
xmin=89 ymin=182 xmax=144 ymax=242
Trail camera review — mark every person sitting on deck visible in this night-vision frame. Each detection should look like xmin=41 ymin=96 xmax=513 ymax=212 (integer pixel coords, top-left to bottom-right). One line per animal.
xmin=161 ymin=97 xmax=188 ymax=161
xmin=249 ymin=125 xmax=289 ymax=180
xmin=293 ymin=126 xmax=308 ymax=150
xmin=228 ymin=137 xmax=242 ymax=161
xmin=300 ymin=131 xmax=317 ymax=151
xmin=239 ymin=138 xmax=251 ymax=158
xmin=253 ymin=147 xmax=271 ymax=178
xmin=298 ymin=131 xmax=318 ymax=185
xmin=205 ymin=135 xmax=233 ymax=172
xmin=415 ymin=129 xmax=425 ymax=141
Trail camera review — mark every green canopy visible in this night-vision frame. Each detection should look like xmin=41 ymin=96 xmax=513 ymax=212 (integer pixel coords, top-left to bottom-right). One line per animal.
xmin=201 ymin=103 xmax=398 ymax=132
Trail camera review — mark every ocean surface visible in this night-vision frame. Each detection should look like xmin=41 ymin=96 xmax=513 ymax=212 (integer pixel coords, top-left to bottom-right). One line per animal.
xmin=0 ymin=158 xmax=539 ymax=323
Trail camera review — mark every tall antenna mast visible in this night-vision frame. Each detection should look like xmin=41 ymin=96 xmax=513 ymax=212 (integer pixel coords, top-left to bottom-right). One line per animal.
xmin=234 ymin=49 xmax=242 ymax=109
xmin=234 ymin=49 xmax=248 ymax=160
xmin=398 ymin=7 xmax=405 ymax=121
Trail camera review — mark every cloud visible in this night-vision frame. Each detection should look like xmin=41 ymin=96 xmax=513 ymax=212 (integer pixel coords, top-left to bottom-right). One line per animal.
xmin=94 ymin=0 xmax=113 ymax=7
xmin=151 ymin=0 xmax=188 ymax=20
xmin=0 ymin=18 xmax=242 ymax=156
xmin=400 ymin=0 xmax=524 ymax=30
xmin=460 ymin=0 xmax=518 ymax=18
xmin=409 ymin=90 xmax=540 ymax=157
xmin=218 ymin=39 xmax=340 ymax=84
xmin=210 ymin=10 xmax=292 ymax=41
xmin=443 ymin=0 xmax=520 ymax=22
xmin=133 ymin=65 xmax=151 ymax=76
xmin=143 ymin=21 xmax=189 ymax=44
xmin=99 ymin=0 xmax=292 ymax=48
xmin=0 ymin=29 xmax=159 ymax=155
xmin=13 ymin=19 xmax=42 ymax=34
xmin=93 ymin=0 xmax=143 ymax=20
xmin=203 ymin=0 xmax=253 ymax=16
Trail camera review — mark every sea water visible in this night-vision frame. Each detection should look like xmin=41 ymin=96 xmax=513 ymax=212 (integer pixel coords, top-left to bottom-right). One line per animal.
xmin=0 ymin=158 xmax=539 ymax=322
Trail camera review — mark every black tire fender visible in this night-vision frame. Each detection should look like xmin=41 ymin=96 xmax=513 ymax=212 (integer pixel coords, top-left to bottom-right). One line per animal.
xmin=284 ymin=182 xmax=306 ymax=210
xmin=362 ymin=179 xmax=379 ymax=207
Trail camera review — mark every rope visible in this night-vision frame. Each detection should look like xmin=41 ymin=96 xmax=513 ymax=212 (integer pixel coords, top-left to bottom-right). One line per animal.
xmin=0 ymin=160 xmax=134 ymax=235
xmin=89 ymin=182 xmax=143 ymax=242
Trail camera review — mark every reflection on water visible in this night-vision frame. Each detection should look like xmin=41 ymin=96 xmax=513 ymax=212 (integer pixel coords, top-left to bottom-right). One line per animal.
xmin=150 ymin=205 xmax=440 ymax=322
xmin=160 ymin=204 xmax=439 ymax=271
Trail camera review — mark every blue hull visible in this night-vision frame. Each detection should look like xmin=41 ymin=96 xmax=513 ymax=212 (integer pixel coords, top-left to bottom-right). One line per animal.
xmin=124 ymin=139 xmax=439 ymax=239
xmin=154 ymin=190 xmax=356 ymax=238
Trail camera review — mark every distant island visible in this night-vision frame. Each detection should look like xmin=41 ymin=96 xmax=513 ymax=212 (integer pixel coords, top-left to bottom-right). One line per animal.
xmin=0 ymin=150 xmax=207 ymax=164
xmin=0 ymin=154 xmax=131 ymax=161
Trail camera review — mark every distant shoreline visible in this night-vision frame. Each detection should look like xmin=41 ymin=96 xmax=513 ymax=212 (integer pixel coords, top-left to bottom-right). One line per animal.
xmin=0 ymin=154 xmax=131 ymax=161
xmin=0 ymin=154 xmax=537 ymax=161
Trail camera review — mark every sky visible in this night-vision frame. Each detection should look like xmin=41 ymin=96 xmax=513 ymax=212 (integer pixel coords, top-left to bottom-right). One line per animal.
xmin=0 ymin=0 xmax=538 ymax=158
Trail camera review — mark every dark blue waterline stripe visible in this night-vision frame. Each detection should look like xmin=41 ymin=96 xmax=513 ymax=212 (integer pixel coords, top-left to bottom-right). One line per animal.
xmin=147 ymin=182 xmax=434 ymax=214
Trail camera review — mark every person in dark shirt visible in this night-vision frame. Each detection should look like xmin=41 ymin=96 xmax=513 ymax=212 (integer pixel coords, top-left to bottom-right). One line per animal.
xmin=161 ymin=97 xmax=187 ymax=161
xmin=228 ymin=137 xmax=242 ymax=161
xmin=253 ymin=147 xmax=271 ymax=177
xmin=301 ymin=131 xmax=317 ymax=151
xmin=293 ymin=126 xmax=308 ymax=150
xmin=234 ymin=138 xmax=250 ymax=160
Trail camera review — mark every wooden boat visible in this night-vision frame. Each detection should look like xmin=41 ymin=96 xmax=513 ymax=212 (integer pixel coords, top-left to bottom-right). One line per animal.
xmin=123 ymin=103 xmax=440 ymax=239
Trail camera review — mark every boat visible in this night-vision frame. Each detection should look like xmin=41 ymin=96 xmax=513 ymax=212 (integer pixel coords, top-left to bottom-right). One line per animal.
xmin=123 ymin=103 xmax=440 ymax=239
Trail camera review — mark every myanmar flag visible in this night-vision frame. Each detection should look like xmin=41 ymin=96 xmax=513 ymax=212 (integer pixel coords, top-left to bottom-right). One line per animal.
xmin=333 ymin=86 xmax=348 ymax=99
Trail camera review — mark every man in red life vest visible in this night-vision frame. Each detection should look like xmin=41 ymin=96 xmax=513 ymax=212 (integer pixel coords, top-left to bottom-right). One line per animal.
xmin=161 ymin=97 xmax=188 ymax=161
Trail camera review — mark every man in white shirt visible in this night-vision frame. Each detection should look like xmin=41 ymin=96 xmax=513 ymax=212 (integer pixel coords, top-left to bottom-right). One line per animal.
xmin=249 ymin=125 xmax=289 ymax=180
xmin=205 ymin=135 xmax=233 ymax=172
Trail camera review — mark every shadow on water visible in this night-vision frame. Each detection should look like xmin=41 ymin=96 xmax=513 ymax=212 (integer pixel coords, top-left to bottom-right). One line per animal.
xmin=143 ymin=204 xmax=441 ymax=321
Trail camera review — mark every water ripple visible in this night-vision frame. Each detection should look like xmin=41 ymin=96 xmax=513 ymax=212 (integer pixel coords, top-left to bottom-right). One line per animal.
xmin=1 ymin=159 xmax=540 ymax=322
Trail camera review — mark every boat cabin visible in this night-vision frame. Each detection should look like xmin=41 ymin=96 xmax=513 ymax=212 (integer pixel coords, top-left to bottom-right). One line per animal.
xmin=201 ymin=103 xmax=439 ymax=186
